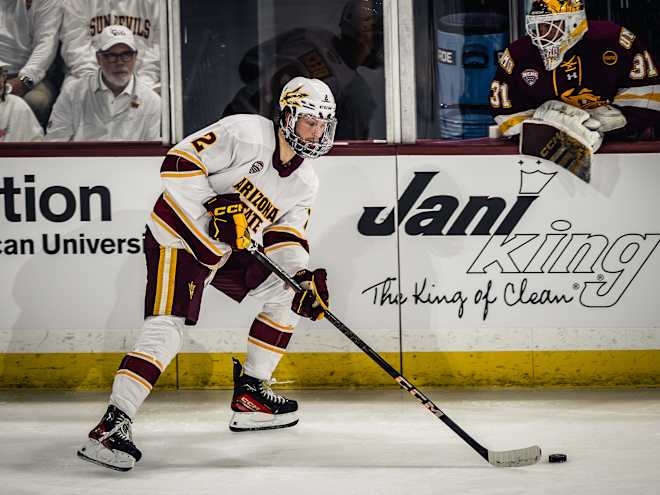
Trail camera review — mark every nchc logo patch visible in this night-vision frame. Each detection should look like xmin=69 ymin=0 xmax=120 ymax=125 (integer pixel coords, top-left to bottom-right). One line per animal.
xmin=522 ymin=69 xmax=539 ymax=86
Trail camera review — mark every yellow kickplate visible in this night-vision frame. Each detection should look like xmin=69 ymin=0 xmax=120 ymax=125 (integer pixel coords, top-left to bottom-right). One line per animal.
xmin=1 ymin=350 xmax=659 ymax=389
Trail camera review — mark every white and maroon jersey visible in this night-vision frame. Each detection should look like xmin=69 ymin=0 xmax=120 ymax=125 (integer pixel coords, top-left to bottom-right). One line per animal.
xmin=148 ymin=114 xmax=318 ymax=274
xmin=60 ymin=0 xmax=160 ymax=91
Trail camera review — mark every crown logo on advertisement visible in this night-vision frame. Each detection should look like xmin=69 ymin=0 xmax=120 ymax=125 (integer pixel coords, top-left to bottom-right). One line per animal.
xmin=518 ymin=159 xmax=557 ymax=194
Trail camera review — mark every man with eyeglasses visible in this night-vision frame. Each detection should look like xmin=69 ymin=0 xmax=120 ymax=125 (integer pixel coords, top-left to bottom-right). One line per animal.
xmin=60 ymin=0 xmax=160 ymax=94
xmin=46 ymin=25 xmax=160 ymax=141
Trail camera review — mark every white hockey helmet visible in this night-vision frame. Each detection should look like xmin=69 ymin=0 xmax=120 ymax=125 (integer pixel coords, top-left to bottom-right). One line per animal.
xmin=279 ymin=77 xmax=337 ymax=159
xmin=526 ymin=0 xmax=588 ymax=71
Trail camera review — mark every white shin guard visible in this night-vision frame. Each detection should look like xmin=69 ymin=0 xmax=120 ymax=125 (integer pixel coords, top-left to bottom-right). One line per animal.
xmin=110 ymin=315 xmax=184 ymax=418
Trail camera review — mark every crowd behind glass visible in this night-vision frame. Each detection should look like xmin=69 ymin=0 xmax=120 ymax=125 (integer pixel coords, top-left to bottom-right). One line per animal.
xmin=0 ymin=0 xmax=657 ymax=144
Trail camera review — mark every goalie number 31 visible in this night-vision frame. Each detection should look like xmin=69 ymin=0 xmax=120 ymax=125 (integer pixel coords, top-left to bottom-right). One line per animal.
xmin=490 ymin=81 xmax=512 ymax=109
xmin=630 ymin=51 xmax=659 ymax=80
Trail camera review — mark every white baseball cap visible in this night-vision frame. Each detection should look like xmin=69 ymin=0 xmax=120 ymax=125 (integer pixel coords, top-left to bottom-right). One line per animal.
xmin=97 ymin=25 xmax=137 ymax=52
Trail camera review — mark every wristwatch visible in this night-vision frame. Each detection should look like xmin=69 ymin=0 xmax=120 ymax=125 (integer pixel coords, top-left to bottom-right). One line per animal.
xmin=18 ymin=74 xmax=34 ymax=91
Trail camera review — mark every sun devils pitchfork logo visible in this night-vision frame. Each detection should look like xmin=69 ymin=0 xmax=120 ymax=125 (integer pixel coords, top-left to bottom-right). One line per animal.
xmin=279 ymin=86 xmax=308 ymax=108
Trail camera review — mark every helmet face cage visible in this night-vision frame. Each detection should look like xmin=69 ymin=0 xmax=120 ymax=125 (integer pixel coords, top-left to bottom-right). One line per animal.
xmin=279 ymin=78 xmax=337 ymax=159
xmin=281 ymin=110 xmax=337 ymax=159
xmin=526 ymin=2 xmax=587 ymax=71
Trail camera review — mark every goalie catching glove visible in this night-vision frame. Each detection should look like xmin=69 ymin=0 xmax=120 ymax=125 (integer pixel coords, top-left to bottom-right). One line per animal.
xmin=526 ymin=100 xmax=604 ymax=153
xmin=291 ymin=269 xmax=329 ymax=321
xmin=203 ymin=194 xmax=251 ymax=250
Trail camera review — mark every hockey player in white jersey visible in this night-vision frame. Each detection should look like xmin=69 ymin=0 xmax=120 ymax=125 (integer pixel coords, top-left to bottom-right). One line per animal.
xmin=77 ymin=77 xmax=336 ymax=471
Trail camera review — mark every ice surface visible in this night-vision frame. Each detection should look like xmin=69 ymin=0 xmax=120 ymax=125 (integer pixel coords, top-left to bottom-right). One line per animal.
xmin=1 ymin=388 xmax=659 ymax=495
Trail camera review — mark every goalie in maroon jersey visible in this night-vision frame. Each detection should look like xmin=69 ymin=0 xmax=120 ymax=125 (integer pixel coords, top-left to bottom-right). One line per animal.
xmin=490 ymin=0 xmax=660 ymax=181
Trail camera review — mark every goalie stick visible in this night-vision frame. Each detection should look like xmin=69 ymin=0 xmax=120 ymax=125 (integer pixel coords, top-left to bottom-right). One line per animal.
xmin=247 ymin=244 xmax=541 ymax=467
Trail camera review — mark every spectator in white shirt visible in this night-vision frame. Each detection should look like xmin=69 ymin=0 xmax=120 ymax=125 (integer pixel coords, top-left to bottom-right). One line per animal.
xmin=46 ymin=25 xmax=160 ymax=141
xmin=0 ymin=59 xmax=44 ymax=141
xmin=60 ymin=0 xmax=160 ymax=93
xmin=0 ymin=0 xmax=62 ymax=126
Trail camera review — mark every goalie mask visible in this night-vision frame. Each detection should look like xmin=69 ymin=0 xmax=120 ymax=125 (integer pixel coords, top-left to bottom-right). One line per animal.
xmin=279 ymin=77 xmax=337 ymax=159
xmin=526 ymin=0 xmax=588 ymax=71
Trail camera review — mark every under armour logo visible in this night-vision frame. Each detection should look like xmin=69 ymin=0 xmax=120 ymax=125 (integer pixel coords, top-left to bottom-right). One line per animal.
xmin=567 ymin=72 xmax=578 ymax=80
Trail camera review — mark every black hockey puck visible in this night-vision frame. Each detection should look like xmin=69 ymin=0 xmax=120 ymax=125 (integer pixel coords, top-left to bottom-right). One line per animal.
xmin=549 ymin=453 xmax=567 ymax=463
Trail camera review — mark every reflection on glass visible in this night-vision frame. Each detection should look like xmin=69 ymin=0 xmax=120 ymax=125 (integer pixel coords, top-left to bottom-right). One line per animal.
xmin=436 ymin=12 xmax=508 ymax=138
xmin=585 ymin=0 xmax=660 ymax=57
xmin=415 ymin=0 xmax=510 ymax=139
xmin=181 ymin=0 xmax=385 ymax=140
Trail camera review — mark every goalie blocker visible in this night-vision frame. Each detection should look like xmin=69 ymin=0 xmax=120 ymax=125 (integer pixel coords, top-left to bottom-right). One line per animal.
xmin=520 ymin=119 xmax=593 ymax=183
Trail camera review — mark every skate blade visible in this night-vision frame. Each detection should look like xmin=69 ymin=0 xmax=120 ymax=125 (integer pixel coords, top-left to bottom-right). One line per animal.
xmin=76 ymin=439 xmax=136 ymax=472
xmin=229 ymin=411 xmax=298 ymax=432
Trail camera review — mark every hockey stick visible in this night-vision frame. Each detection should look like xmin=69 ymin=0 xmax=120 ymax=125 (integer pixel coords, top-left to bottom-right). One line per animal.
xmin=247 ymin=244 xmax=541 ymax=467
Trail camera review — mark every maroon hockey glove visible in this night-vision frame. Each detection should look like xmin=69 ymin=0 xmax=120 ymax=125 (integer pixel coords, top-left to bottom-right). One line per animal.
xmin=203 ymin=194 xmax=251 ymax=250
xmin=291 ymin=268 xmax=329 ymax=321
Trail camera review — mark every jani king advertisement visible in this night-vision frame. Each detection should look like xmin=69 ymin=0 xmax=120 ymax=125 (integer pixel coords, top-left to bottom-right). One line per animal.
xmin=360 ymin=155 xmax=660 ymax=334
xmin=0 ymin=154 xmax=659 ymax=354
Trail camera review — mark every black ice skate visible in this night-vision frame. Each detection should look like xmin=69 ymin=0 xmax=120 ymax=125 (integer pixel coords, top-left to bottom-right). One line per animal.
xmin=229 ymin=357 xmax=299 ymax=432
xmin=77 ymin=404 xmax=142 ymax=471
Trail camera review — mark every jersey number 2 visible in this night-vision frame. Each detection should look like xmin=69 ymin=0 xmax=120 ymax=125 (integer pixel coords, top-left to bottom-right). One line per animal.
xmin=490 ymin=81 xmax=512 ymax=109
xmin=192 ymin=132 xmax=217 ymax=152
